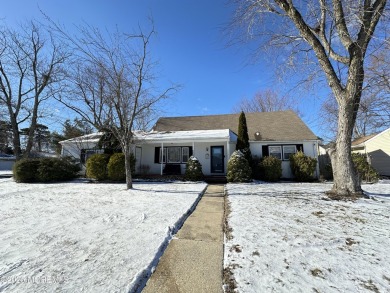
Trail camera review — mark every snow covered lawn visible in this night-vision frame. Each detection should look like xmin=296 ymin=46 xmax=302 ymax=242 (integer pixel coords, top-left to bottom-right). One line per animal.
xmin=225 ymin=181 xmax=390 ymax=293
xmin=0 ymin=178 xmax=206 ymax=292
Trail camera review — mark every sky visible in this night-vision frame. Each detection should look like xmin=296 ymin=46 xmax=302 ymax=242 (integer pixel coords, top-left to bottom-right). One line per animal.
xmin=0 ymin=0 xmax=327 ymax=138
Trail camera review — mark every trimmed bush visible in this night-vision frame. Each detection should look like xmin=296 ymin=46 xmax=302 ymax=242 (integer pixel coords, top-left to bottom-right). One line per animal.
xmin=107 ymin=153 xmax=136 ymax=181
xmin=86 ymin=154 xmax=111 ymax=181
xmin=184 ymin=156 xmax=204 ymax=181
xmin=289 ymin=151 xmax=317 ymax=182
xmin=227 ymin=150 xmax=252 ymax=183
xmin=13 ymin=157 xmax=80 ymax=183
xmin=13 ymin=158 xmax=41 ymax=183
xmin=352 ymin=153 xmax=379 ymax=182
xmin=260 ymin=156 xmax=282 ymax=182
xmin=37 ymin=157 xmax=80 ymax=182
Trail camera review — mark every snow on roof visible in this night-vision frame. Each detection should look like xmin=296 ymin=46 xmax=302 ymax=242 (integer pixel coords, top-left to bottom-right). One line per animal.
xmin=59 ymin=129 xmax=237 ymax=145
xmin=59 ymin=132 xmax=104 ymax=144
xmin=134 ymin=129 xmax=237 ymax=143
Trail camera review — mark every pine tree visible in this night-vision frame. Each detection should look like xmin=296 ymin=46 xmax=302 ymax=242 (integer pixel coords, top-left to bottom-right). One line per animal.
xmin=236 ymin=111 xmax=252 ymax=164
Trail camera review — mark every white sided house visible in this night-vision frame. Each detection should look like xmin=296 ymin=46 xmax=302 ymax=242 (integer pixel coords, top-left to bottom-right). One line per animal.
xmin=352 ymin=128 xmax=390 ymax=177
xmin=59 ymin=111 xmax=320 ymax=179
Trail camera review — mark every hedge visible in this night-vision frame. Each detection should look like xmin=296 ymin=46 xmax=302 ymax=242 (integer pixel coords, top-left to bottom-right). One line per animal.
xmin=13 ymin=157 xmax=80 ymax=183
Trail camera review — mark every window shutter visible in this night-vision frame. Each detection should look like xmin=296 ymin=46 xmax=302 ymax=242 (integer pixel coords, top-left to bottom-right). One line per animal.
xmin=189 ymin=146 xmax=193 ymax=157
xmin=154 ymin=147 xmax=160 ymax=163
xmin=80 ymin=149 xmax=86 ymax=164
xmin=296 ymin=144 xmax=304 ymax=152
xmin=262 ymin=145 xmax=269 ymax=157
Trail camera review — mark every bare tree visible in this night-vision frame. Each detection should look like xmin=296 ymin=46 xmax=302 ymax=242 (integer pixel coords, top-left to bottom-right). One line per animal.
xmin=233 ymin=89 xmax=299 ymax=113
xmin=320 ymin=41 xmax=390 ymax=139
xmin=231 ymin=0 xmax=388 ymax=197
xmin=320 ymin=90 xmax=390 ymax=139
xmin=0 ymin=21 xmax=68 ymax=159
xmin=52 ymin=24 xmax=176 ymax=189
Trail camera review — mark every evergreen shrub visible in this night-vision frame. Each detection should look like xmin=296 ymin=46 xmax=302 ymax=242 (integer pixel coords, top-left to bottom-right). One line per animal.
xmin=260 ymin=156 xmax=282 ymax=182
xmin=107 ymin=153 xmax=136 ymax=181
xmin=289 ymin=151 xmax=317 ymax=182
xmin=184 ymin=156 xmax=204 ymax=181
xmin=13 ymin=158 xmax=41 ymax=183
xmin=86 ymin=154 xmax=111 ymax=181
xmin=227 ymin=150 xmax=252 ymax=183
xmin=38 ymin=157 xmax=80 ymax=182
xmin=13 ymin=157 xmax=80 ymax=183
xmin=352 ymin=153 xmax=379 ymax=182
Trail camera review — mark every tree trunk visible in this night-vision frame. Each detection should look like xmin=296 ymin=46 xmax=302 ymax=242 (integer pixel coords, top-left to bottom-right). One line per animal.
xmin=9 ymin=114 xmax=22 ymax=160
xmin=327 ymin=97 xmax=363 ymax=197
xmin=23 ymin=99 xmax=39 ymax=158
xmin=124 ymin=144 xmax=133 ymax=189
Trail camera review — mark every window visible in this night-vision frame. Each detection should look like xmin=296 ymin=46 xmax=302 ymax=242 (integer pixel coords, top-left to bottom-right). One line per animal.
xmin=167 ymin=147 xmax=181 ymax=163
xmin=182 ymin=147 xmax=190 ymax=162
xmin=81 ymin=148 xmax=104 ymax=164
xmin=283 ymin=145 xmax=296 ymax=160
xmin=156 ymin=146 xmax=192 ymax=164
xmin=269 ymin=146 xmax=282 ymax=160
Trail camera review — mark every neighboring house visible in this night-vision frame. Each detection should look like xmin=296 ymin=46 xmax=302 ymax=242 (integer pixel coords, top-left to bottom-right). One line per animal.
xmin=59 ymin=133 xmax=105 ymax=165
xmin=0 ymin=154 xmax=16 ymax=171
xmin=60 ymin=110 xmax=320 ymax=179
xmin=352 ymin=128 xmax=390 ymax=177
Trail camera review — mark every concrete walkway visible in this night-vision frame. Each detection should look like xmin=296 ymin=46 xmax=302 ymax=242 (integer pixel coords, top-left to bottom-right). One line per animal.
xmin=142 ymin=184 xmax=225 ymax=293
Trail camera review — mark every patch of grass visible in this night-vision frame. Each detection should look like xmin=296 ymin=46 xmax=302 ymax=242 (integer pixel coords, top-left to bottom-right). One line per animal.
xmin=230 ymin=244 xmax=242 ymax=253
xmin=354 ymin=217 xmax=367 ymax=224
xmin=252 ymin=250 xmax=260 ymax=257
xmin=326 ymin=190 xmax=365 ymax=201
xmin=223 ymin=265 xmax=238 ymax=293
xmin=345 ymin=237 xmax=359 ymax=246
xmin=361 ymin=279 xmax=380 ymax=292
xmin=312 ymin=211 xmax=325 ymax=217
xmin=310 ymin=268 xmax=324 ymax=279
xmin=284 ymin=258 xmax=290 ymax=269
xmin=224 ymin=195 xmax=233 ymax=241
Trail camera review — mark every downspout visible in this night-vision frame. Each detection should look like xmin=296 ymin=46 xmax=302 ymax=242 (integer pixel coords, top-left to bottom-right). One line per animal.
xmin=226 ymin=136 xmax=230 ymax=175
xmin=160 ymin=142 xmax=164 ymax=176
xmin=314 ymin=141 xmax=320 ymax=179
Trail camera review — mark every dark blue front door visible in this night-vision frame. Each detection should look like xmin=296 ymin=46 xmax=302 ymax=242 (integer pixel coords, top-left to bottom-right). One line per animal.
xmin=211 ymin=146 xmax=224 ymax=173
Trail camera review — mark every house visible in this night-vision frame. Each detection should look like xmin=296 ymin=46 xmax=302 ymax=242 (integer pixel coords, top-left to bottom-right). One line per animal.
xmin=0 ymin=154 xmax=16 ymax=171
xmin=60 ymin=110 xmax=320 ymax=179
xmin=352 ymin=128 xmax=390 ymax=177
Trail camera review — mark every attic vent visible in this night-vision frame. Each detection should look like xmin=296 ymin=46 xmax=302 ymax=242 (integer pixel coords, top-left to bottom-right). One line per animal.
xmin=254 ymin=132 xmax=262 ymax=141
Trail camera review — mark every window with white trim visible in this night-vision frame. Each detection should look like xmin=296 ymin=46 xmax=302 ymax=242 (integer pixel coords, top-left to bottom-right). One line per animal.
xmin=182 ymin=147 xmax=190 ymax=162
xmin=283 ymin=145 xmax=297 ymax=160
xmin=167 ymin=147 xmax=181 ymax=163
xmin=157 ymin=146 xmax=192 ymax=163
xmin=269 ymin=146 xmax=282 ymax=160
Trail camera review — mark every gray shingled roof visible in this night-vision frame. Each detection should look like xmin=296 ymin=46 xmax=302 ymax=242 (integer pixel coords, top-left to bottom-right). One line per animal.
xmin=351 ymin=133 xmax=378 ymax=146
xmin=153 ymin=110 xmax=318 ymax=141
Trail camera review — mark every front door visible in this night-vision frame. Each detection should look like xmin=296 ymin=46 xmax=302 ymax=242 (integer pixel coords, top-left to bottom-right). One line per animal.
xmin=211 ymin=146 xmax=224 ymax=173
